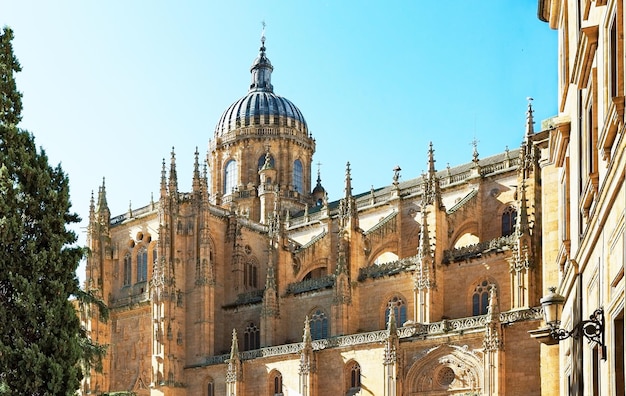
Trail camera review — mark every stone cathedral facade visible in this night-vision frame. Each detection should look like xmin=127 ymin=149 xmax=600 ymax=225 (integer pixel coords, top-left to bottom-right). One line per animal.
xmin=82 ymin=35 xmax=546 ymax=395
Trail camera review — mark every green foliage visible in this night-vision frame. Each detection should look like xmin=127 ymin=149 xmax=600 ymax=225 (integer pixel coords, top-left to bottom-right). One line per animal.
xmin=0 ymin=26 xmax=22 ymax=126
xmin=0 ymin=26 xmax=106 ymax=395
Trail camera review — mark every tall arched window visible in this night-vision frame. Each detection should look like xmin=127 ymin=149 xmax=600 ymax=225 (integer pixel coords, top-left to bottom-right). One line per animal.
xmin=346 ymin=361 xmax=361 ymax=393
xmin=207 ymin=379 xmax=214 ymax=396
xmin=244 ymin=260 xmax=258 ymax=289
xmin=270 ymin=371 xmax=283 ymax=395
xmin=123 ymin=254 xmax=132 ymax=286
xmin=385 ymin=295 xmax=407 ymax=327
xmin=310 ymin=309 xmax=328 ymax=340
xmin=293 ymin=159 xmax=303 ymax=193
xmin=501 ymin=206 xmax=517 ymax=236
xmin=137 ymin=248 xmax=148 ymax=282
xmin=224 ymin=160 xmax=237 ymax=195
xmin=472 ymin=280 xmax=494 ymax=315
xmin=244 ymin=322 xmax=260 ymax=351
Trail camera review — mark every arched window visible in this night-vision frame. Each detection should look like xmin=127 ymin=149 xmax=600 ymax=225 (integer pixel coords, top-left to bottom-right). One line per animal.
xmin=123 ymin=254 xmax=132 ymax=286
xmin=310 ymin=309 xmax=328 ymax=340
xmin=258 ymin=153 xmax=275 ymax=170
xmin=244 ymin=322 xmax=260 ymax=351
xmin=137 ymin=248 xmax=148 ymax=282
xmin=501 ymin=206 xmax=517 ymax=236
xmin=207 ymin=379 xmax=215 ymax=396
xmin=472 ymin=280 xmax=494 ymax=315
xmin=293 ymin=159 xmax=303 ymax=193
xmin=346 ymin=361 xmax=361 ymax=394
xmin=224 ymin=160 xmax=237 ymax=195
xmin=385 ymin=295 xmax=407 ymax=327
xmin=374 ymin=251 xmax=398 ymax=266
xmin=270 ymin=371 xmax=283 ymax=395
xmin=244 ymin=260 xmax=258 ymax=289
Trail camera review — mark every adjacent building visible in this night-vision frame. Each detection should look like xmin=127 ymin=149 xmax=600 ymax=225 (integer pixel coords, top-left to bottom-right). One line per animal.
xmin=535 ymin=1 xmax=625 ymax=395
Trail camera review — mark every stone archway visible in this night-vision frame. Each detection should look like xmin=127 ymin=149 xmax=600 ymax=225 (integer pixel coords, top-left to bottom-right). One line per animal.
xmin=405 ymin=344 xmax=483 ymax=395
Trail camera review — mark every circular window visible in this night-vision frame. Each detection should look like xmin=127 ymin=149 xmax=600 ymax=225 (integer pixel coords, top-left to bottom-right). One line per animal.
xmin=244 ymin=245 xmax=252 ymax=255
xmin=436 ymin=366 xmax=455 ymax=387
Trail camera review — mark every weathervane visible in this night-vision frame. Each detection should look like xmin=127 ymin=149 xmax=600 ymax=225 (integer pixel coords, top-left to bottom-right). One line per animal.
xmin=470 ymin=136 xmax=480 ymax=163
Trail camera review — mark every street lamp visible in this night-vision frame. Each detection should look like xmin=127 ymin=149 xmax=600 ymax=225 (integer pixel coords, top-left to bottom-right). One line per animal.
xmin=540 ymin=287 xmax=606 ymax=360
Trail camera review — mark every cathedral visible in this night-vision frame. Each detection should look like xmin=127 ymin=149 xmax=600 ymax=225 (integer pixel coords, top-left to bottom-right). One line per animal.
xmin=82 ymin=32 xmax=547 ymax=395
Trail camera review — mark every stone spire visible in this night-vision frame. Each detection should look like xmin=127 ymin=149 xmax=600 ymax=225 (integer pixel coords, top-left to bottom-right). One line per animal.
xmin=299 ymin=316 xmax=316 ymax=396
xmin=423 ymin=142 xmax=441 ymax=206
xmin=229 ymin=328 xmax=239 ymax=360
xmin=339 ymin=162 xmax=357 ymax=228
xmin=192 ymin=147 xmax=201 ymax=194
xmin=386 ymin=304 xmax=398 ymax=335
xmin=96 ymin=177 xmax=110 ymax=223
xmin=415 ymin=207 xmax=435 ymax=290
xmin=515 ymin=180 xmax=530 ymax=237
xmin=201 ymin=162 xmax=210 ymax=202
xmin=484 ymin=286 xmax=503 ymax=361
xmin=417 ymin=208 xmax=433 ymax=265
xmin=510 ymin=179 xmax=532 ymax=280
xmin=383 ymin=304 xmax=399 ymax=396
xmin=344 ymin=161 xmax=353 ymax=199
xmin=226 ymin=328 xmax=242 ymax=395
xmin=89 ymin=190 xmax=95 ymax=225
xmin=249 ymin=23 xmax=274 ymax=93
xmin=525 ymin=97 xmax=535 ymax=141
xmin=168 ymin=147 xmax=178 ymax=196
xmin=520 ymin=98 xmax=538 ymax=176
xmin=483 ymin=285 xmax=502 ymax=395
xmin=264 ymin=245 xmax=277 ymax=294
xmin=302 ymin=315 xmax=312 ymax=346
xmin=160 ymin=158 xmax=167 ymax=198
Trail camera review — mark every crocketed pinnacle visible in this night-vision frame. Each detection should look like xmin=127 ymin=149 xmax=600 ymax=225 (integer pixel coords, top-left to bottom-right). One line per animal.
xmin=169 ymin=147 xmax=178 ymax=195
xmin=229 ymin=328 xmax=239 ymax=359
xmin=344 ymin=162 xmax=353 ymax=199
xmin=515 ymin=180 xmax=530 ymax=236
xmin=192 ymin=147 xmax=200 ymax=193
xmin=386 ymin=305 xmax=397 ymax=334
xmin=302 ymin=316 xmax=312 ymax=345
xmin=525 ymin=97 xmax=535 ymax=140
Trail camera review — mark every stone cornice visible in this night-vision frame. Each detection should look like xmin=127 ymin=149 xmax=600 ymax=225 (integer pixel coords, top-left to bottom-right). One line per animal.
xmin=571 ymin=25 xmax=598 ymax=88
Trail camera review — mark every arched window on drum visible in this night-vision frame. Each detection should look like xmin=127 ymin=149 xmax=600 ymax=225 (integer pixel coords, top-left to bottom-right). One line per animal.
xmin=224 ymin=160 xmax=237 ymax=195
xmin=293 ymin=159 xmax=303 ymax=193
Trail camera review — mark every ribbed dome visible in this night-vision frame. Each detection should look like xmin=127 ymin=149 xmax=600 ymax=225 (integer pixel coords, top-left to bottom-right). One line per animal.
xmin=214 ymin=91 xmax=308 ymax=137
xmin=214 ymin=35 xmax=308 ymax=138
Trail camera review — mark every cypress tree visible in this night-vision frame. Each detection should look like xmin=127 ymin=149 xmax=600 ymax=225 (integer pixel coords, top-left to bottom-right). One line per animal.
xmin=0 ymin=26 xmax=100 ymax=395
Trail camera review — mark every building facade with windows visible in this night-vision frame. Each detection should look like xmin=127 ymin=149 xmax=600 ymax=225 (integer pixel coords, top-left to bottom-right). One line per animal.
xmin=82 ymin=34 xmax=547 ymax=395
xmin=535 ymin=1 xmax=625 ymax=395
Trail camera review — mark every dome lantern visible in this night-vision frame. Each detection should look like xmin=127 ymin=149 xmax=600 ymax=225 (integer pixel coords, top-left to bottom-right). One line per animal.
xmin=249 ymin=30 xmax=274 ymax=93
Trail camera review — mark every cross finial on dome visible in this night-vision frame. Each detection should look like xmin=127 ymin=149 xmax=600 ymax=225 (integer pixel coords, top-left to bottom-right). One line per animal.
xmin=250 ymin=22 xmax=273 ymax=93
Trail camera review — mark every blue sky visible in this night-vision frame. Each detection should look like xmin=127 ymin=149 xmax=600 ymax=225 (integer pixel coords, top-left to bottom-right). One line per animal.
xmin=3 ymin=1 xmax=556 ymax=245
